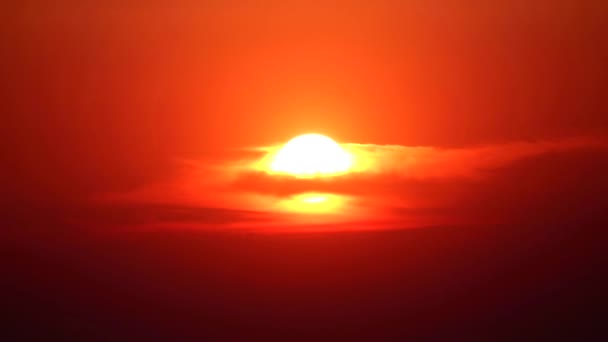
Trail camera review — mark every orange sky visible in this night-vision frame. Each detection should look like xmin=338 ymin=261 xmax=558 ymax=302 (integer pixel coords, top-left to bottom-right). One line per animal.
xmin=4 ymin=4 xmax=608 ymax=338
xmin=3 ymin=0 xmax=608 ymax=231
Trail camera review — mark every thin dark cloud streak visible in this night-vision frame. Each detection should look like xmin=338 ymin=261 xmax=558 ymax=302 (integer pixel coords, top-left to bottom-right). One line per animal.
xmin=90 ymin=138 xmax=608 ymax=231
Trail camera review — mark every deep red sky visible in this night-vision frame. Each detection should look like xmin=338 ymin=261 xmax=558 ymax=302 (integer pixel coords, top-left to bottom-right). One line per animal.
xmin=3 ymin=0 xmax=608 ymax=214
xmin=2 ymin=2 xmax=608 ymax=338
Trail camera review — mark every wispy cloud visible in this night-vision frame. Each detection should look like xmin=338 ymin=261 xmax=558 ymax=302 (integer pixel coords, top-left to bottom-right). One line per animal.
xmin=94 ymin=137 xmax=608 ymax=231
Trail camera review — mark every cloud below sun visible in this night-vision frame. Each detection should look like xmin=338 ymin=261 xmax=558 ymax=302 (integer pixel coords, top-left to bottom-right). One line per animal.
xmin=93 ymin=136 xmax=608 ymax=232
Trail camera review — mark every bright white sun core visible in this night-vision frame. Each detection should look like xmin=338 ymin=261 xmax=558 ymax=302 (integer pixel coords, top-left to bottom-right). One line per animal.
xmin=268 ymin=133 xmax=353 ymax=177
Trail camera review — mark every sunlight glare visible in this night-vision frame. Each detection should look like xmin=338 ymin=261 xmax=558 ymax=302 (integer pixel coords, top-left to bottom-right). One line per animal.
xmin=269 ymin=134 xmax=353 ymax=177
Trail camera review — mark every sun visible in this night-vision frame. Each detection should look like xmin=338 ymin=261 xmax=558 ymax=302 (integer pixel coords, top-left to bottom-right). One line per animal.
xmin=269 ymin=133 xmax=353 ymax=177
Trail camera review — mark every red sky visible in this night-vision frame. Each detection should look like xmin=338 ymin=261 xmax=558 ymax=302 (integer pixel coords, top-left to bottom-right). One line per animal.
xmin=3 ymin=0 xmax=608 ymax=231
xmin=3 ymin=2 xmax=608 ymax=339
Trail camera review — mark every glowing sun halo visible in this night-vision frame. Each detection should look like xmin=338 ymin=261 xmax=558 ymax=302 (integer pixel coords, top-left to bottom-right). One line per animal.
xmin=269 ymin=134 xmax=353 ymax=177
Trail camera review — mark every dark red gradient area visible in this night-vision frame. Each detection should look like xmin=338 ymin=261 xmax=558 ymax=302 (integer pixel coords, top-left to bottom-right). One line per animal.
xmin=2 ymin=0 xmax=608 ymax=339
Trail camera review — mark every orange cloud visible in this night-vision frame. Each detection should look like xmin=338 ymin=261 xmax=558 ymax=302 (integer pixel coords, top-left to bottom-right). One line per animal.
xmin=94 ymin=137 xmax=608 ymax=231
